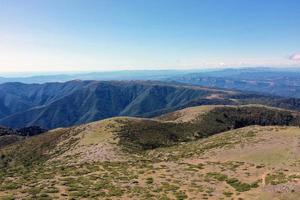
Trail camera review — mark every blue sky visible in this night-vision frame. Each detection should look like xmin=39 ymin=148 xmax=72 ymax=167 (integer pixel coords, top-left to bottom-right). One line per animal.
xmin=0 ymin=0 xmax=300 ymax=72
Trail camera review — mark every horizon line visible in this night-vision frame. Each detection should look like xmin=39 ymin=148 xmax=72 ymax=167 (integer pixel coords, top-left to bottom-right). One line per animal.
xmin=1 ymin=66 xmax=300 ymax=78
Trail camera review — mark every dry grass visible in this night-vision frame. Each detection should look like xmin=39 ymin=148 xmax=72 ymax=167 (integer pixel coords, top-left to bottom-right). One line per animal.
xmin=0 ymin=105 xmax=299 ymax=199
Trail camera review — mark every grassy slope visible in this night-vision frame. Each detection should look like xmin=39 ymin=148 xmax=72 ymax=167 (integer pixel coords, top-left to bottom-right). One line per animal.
xmin=0 ymin=105 xmax=299 ymax=199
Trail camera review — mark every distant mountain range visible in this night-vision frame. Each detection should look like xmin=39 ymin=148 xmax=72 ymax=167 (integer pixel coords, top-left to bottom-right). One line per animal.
xmin=0 ymin=80 xmax=234 ymax=129
xmin=2 ymin=68 xmax=300 ymax=98
xmin=168 ymin=67 xmax=300 ymax=98
xmin=1 ymin=80 xmax=300 ymax=129
xmin=0 ymin=70 xmax=200 ymax=84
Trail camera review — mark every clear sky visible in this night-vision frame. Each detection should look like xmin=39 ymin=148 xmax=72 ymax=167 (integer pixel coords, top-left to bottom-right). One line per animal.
xmin=0 ymin=0 xmax=300 ymax=72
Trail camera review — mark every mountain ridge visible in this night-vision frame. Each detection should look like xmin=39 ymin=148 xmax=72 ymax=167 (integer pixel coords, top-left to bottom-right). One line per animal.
xmin=2 ymin=80 xmax=300 ymax=129
xmin=0 ymin=80 xmax=236 ymax=129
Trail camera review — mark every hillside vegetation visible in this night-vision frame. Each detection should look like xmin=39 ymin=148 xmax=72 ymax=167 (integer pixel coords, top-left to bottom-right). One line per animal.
xmin=0 ymin=105 xmax=299 ymax=199
xmin=0 ymin=126 xmax=46 ymax=148
xmin=117 ymin=105 xmax=300 ymax=150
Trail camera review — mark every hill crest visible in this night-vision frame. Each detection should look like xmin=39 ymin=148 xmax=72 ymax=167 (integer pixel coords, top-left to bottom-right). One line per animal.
xmin=0 ymin=104 xmax=300 ymax=199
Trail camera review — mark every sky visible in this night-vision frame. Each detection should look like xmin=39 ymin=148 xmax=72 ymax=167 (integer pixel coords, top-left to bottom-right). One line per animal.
xmin=0 ymin=0 xmax=300 ymax=73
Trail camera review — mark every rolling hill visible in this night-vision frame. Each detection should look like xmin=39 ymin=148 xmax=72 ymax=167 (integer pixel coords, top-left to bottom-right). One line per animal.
xmin=0 ymin=105 xmax=299 ymax=199
xmin=2 ymin=80 xmax=300 ymax=130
